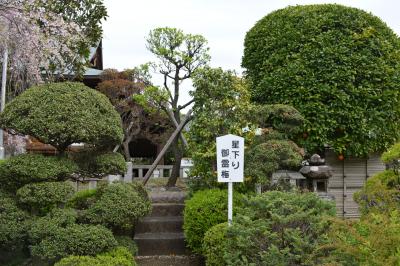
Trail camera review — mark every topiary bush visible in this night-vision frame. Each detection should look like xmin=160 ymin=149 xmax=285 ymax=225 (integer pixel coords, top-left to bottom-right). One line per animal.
xmin=0 ymin=194 xmax=30 ymax=252
xmin=55 ymin=247 xmax=136 ymax=266
xmin=94 ymin=153 xmax=127 ymax=176
xmin=243 ymin=4 xmax=400 ymax=157
xmin=183 ymin=189 xmax=243 ymax=254
xmin=245 ymin=139 xmax=303 ymax=185
xmin=67 ymin=188 xmax=98 ymax=210
xmin=0 ymin=82 xmax=123 ymax=152
xmin=115 ymin=236 xmax=138 ymax=256
xmin=203 ymin=223 xmax=228 ymax=266
xmin=223 ymin=191 xmax=336 ymax=265
xmin=30 ymin=224 xmax=117 ymax=263
xmin=81 ymin=182 xmax=151 ymax=232
xmin=28 ymin=208 xmax=78 ymax=245
xmin=0 ymin=154 xmax=78 ymax=192
xmin=17 ymin=181 xmax=75 ymax=215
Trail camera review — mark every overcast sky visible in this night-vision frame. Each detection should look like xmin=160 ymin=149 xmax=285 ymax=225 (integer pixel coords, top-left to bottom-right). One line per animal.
xmin=101 ymin=0 xmax=400 ymax=105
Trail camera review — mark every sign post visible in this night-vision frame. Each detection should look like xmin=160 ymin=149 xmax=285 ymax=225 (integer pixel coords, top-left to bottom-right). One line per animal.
xmin=216 ymin=134 xmax=244 ymax=225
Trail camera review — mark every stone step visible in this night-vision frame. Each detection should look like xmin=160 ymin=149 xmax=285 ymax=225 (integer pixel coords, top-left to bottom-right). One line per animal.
xmin=150 ymin=203 xmax=185 ymax=217
xmin=134 ymin=232 xmax=187 ymax=256
xmin=150 ymin=192 xmax=186 ymax=203
xmin=135 ymin=216 xmax=183 ymax=234
xmin=135 ymin=255 xmax=204 ymax=266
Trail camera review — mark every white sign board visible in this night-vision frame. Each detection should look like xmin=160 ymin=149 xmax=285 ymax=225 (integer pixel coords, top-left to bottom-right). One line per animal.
xmin=216 ymin=134 xmax=244 ymax=183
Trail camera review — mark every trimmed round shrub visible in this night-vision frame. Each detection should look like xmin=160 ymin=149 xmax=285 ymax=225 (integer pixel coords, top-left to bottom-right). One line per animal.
xmin=243 ymin=4 xmax=400 ymax=157
xmin=94 ymin=152 xmax=127 ymax=176
xmin=0 ymin=195 xmax=30 ymax=251
xmin=17 ymin=181 xmax=75 ymax=214
xmin=0 ymin=82 xmax=123 ymax=151
xmin=55 ymin=247 xmax=136 ymax=266
xmin=28 ymin=208 xmax=78 ymax=244
xmin=224 ymin=191 xmax=336 ymax=265
xmin=183 ymin=189 xmax=243 ymax=254
xmin=354 ymin=170 xmax=400 ymax=215
xmin=67 ymin=188 xmax=97 ymax=210
xmin=115 ymin=236 xmax=138 ymax=256
xmin=203 ymin=223 xmax=228 ymax=266
xmin=82 ymin=182 xmax=151 ymax=232
xmin=245 ymin=139 xmax=303 ymax=184
xmin=30 ymin=224 xmax=117 ymax=262
xmin=72 ymin=151 xmax=127 ymax=178
xmin=0 ymin=154 xmax=78 ymax=192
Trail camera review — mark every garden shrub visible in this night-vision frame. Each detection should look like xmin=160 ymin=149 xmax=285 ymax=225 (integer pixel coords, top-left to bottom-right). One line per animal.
xmin=115 ymin=236 xmax=138 ymax=256
xmin=0 ymin=195 xmax=30 ymax=251
xmin=322 ymin=211 xmax=400 ymax=266
xmin=354 ymin=170 xmax=400 ymax=215
xmin=66 ymin=188 xmax=98 ymax=210
xmin=243 ymin=4 xmax=400 ymax=157
xmin=72 ymin=151 xmax=127 ymax=178
xmin=31 ymin=224 xmax=117 ymax=262
xmin=0 ymin=154 xmax=78 ymax=192
xmin=0 ymin=82 xmax=123 ymax=152
xmin=17 ymin=181 xmax=75 ymax=214
xmin=28 ymin=208 xmax=78 ymax=244
xmin=82 ymin=182 xmax=151 ymax=232
xmin=55 ymin=247 xmax=136 ymax=266
xmin=94 ymin=152 xmax=127 ymax=176
xmin=223 ymin=191 xmax=335 ymax=265
xmin=183 ymin=189 xmax=243 ymax=254
xmin=245 ymin=139 xmax=303 ymax=185
xmin=203 ymin=223 xmax=228 ymax=266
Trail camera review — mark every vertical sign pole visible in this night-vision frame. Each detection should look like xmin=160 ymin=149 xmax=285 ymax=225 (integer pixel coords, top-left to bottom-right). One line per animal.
xmin=228 ymin=181 xmax=233 ymax=226
xmin=0 ymin=46 xmax=8 ymax=160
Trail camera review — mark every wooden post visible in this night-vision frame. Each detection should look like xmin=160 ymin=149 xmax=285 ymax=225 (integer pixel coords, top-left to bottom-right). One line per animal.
xmin=143 ymin=109 xmax=192 ymax=185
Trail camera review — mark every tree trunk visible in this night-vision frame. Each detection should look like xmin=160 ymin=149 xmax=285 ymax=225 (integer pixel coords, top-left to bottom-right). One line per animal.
xmin=166 ymin=138 xmax=183 ymax=187
xmin=122 ymin=140 xmax=131 ymax=161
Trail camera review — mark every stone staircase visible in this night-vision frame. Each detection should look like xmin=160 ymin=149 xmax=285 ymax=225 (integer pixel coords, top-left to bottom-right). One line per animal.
xmin=134 ymin=191 xmax=203 ymax=266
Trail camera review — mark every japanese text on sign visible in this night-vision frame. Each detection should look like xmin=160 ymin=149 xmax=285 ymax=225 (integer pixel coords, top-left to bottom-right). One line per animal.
xmin=216 ymin=134 xmax=244 ymax=182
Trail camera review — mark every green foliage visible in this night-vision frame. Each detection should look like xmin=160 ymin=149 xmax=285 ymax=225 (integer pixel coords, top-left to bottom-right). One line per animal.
xmin=28 ymin=208 xmax=78 ymax=244
xmin=17 ymin=182 xmax=75 ymax=215
xmin=224 ymin=191 xmax=336 ymax=265
xmin=67 ymin=189 xmax=97 ymax=210
xmin=381 ymin=142 xmax=400 ymax=173
xmin=0 ymin=154 xmax=78 ymax=192
xmin=30 ymin=224 xmax=117 ymax=262
xmin=245 ymin=139 xmax=303 ymax=184
xmin=203 ymin=223 xmax=228 ymax=266
xmin=0 ymin=82 xmax=123 ymax=151
xmin=55 ymin=247 xmax=136 ymax=266
xmin=243 ymin=4 xmax=400 ymax=157
xmin=0 ymin=195 xmax=30 ymax=251
xmin=94 ymin=153 xmax=127 ymax=176
xmin=82 ymin=182 xmax=151 ymax=232
xmin=183 ymin=189 xmax=243 ymax=254
xmin=188 ymin=67 xmax=251 ymax=192
xmin=115 ymin=236 xmax=138 ymax=256
xmin=322 ymin=211 xmax=400 ymax=266
xmin=354 ymin=170 xmax=400 ymax=215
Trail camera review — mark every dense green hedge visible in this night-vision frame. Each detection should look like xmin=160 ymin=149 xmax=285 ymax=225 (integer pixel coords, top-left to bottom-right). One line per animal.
xmin=203 ymin=223 xmax=228 ymax=266
xmin=82 ymin=182 xmax=151 ymax=232
xmin=0 ymin=154 xmax=78 ymax=191
xmin=0 ymin=82 xmax=123 ymax=151
xmin=243 ymin=4 xmax=400 ymax=156
xmin=17 ymin=182 xmax=75 ymax=214
xmin=223 ymin=191 xmax=335 ymax=265
xmin=31 ymin=224 xmax=117 ymax=262
xmin=67 ymin=188 xmax=98 ymax=210
xmin=0 ymin=195 xmax=30 ymax=251
xmin=183 ymin=189 xmax=243 ymax=254
xmin=55 ymin=247 xmax=136 ymax=266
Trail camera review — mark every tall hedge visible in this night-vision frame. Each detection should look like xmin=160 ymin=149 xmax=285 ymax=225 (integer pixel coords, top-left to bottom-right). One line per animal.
xmin=0 ymin=82 xmax=123 ymax=151
xmin=243 ymin=4 xmax=400 ymax=156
